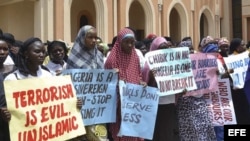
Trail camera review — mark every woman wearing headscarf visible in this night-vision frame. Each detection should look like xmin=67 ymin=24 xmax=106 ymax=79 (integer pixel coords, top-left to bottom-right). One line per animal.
xmin=105 ymin=27 xmax=145 ymax=141
xmin=143 ymin=37 xmax=180 ymax=141
xmin=67 ymin=25 xmax=103 ymax=69
xmin=214 ymin=37 xmax=238 ymax=141
xmin=217 ymin=38 xmax=233 ymax=78
xmin=66 ymin=25 xmax=108 ymax=141
xmin=46 ymin=40 xmax=68 ymax=76
xmin=177 ymin=37 xmax=217 ymax=141
xmin=228 ymin=38 xmax=250 ymax=125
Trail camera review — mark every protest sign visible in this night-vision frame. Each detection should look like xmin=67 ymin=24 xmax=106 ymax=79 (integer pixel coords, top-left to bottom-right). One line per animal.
xmin=224 ymin=51 xmax=250 ymax=89
xmin=144 ymin=47 xmax=197 ymax=96
xmin=118 ymin=80 xmax=159 ymax=140
xmin=4 ymin=75 xmax=86 ymax=141
xmin=62 ymin=69 xmax=118 ymax=125
xmin=186 ymin=53 xmax=219 ymax=96
xmin=203 ymin=78 xmax=237 ymax=126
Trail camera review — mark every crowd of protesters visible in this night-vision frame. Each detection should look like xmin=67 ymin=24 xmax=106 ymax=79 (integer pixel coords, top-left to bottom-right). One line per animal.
xmin=1 ymin=26 xmax=250 ymax=141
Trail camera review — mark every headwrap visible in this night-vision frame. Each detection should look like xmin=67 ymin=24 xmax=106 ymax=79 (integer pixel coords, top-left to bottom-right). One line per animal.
xmin=202 ymin=43 xmax=219 ymax=53
xmin=218 ymin=38 xmax=229 ymax=47
xmin=146 ymin=33 xmax=157 ymax=40
xmin=200 ymin=36 xmax=214 ymax=48
xmin=149 ymin=36 xmax=167 ymax=51
xmin=104 ymin=27 xmax=141 ymax=84
xmin=178 ymin=40 xmax=192 ymax=48
xmin=143 ymin=37 xmax=167 ymax=83
xmin=122 ymin=33 xmax=134 ymax=40
xmin=66 ymin=25 xmax=103 ymax=69
xmin=47 ymin=40 xmax=69 ymax=61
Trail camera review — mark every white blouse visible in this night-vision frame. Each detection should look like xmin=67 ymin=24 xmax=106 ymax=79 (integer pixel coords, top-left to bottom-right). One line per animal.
xmin=4 ymin=66 xmax=52 ymax=80
xmin=45 ymin=60 xmax=67 ymax=76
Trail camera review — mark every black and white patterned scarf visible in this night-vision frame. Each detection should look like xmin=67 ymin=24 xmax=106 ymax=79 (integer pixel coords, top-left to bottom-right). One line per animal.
xmin=66 ymin=25 xmax=103 ymax=69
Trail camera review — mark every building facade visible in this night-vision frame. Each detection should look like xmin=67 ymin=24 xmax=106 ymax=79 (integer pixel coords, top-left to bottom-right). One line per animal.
xmin=0 ymin=0 xmax=249 ymax=50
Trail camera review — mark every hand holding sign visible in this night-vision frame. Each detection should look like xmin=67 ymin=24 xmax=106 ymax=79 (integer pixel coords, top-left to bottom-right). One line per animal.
xmin=77 ymin=98 xmax=83 ymax=109
xmin=139 ymin=81 xmax=147 ymax=87
xmin=114 ymin=68 xmax=119 ymax=73
xmin=0 ymin=107 xmax=11 ymax=121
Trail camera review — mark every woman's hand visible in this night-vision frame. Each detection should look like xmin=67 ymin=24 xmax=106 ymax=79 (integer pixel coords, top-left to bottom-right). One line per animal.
xmin=182 ymin=88 xmax=187 ymax=95
xmin=55 ymin=70 xmax=62 ymax=76
xmin=151 ymin=69 xmax=157 ymax=77
xmin=114 ymin=68 xmax=119 ymax=73
xmin=221 ymin=72 xmax=229 ymax=78
xmin=0 ymin=107 xmax=11 ymax=122
xmin=221 ymin=69 xmax=234 ymax=78
xmin=228 ymin=69 xmax=234 ymax=74
xmin=76 ymin=98 xmax=83 ymax=110
xmin=140 ymin=81 xmax=147 ymax=87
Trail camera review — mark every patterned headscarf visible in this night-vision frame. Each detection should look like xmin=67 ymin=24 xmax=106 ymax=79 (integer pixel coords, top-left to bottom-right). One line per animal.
xmin=202 ymin=43 xmax=219 ymax=53
xmin=66 ymin=25 xmax=103 ymax=69
xmin=104 ymin=28 xmax=141 ymax=84
xmin=178 ymin=40 xmax=192 ymax=48
xmin=146 ymin=33 xmax=157 ymax=40
xmin=200 ymin=36 xmax=214 ymax=48
xmin=143 ymin=37 xmax=168 ymax=83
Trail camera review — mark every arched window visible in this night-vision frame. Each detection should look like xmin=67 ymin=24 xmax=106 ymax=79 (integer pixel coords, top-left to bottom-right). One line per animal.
xmin=80 ymin=15 xmax=88 ymax=29
xmin=200 ymin=13 xmax=208 ymax=41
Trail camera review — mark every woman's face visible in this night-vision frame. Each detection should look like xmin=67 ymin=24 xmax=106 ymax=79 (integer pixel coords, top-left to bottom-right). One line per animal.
xmin=0 ymin=40 xmax=9 ymax=64
xmin=220 ymin=44 xmax=229 ymax=54
xmin=140 ymin=44 xmax=147 ymax=55
xmin=84 ymin=29 xmax=97 ymax=50
xmin=50 ymin=45 xmax=65 ymax=63
xmin=236 ymin=40 xmax=246 ymax=53
xmin=121 ymin=37 xmax=135 ymax=54
xmin=25 ymin=41 xmax=46 ymax=66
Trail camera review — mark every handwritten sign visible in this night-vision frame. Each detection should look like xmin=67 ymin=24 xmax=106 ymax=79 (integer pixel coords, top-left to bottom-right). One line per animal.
xmin=144 ymin=47 xmax=197 ymax=96
xmin=203 ymin=78 xmax=237 ymax=126
xmin=224 ymin=51 xmax=250 ymax=89
xmin=62 ymin=69 xmax=118 ymax=125
xmin=4 ymin=75 xmax=86 ymax=141
xmin=186 ymin=53 xmax=219 ymax=96
xmin=118 ymin=81 xmax=159 ymax=140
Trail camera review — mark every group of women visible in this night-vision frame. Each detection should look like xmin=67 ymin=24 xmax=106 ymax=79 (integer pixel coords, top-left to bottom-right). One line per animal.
xmin=0 ymin=26 xmax=250 ymax=141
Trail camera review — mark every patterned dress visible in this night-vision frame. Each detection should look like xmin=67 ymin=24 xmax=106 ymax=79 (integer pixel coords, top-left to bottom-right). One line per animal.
xmin=177 ymin=96 xmax=217 ymax=141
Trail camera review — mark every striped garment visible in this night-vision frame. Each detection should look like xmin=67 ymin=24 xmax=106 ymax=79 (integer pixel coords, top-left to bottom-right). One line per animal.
xmin=66 ymin=25 xmax=103 ymax=69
